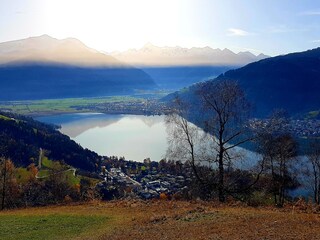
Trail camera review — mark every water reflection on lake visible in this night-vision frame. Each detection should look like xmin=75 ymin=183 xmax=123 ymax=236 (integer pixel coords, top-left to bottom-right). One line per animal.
xmin=36 ymin=112 xmax=259 ymax=168
xmin=37 ymin=113 xmax=168 ymax=162
xmin=36 ymin=113 xmax=313 ymax=198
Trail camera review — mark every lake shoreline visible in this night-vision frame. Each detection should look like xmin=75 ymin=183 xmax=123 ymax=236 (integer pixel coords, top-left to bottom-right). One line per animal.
xmin=36 ymin=113 xmax=169 ymax=162
xmin=26 ymin=109 xmax=165 ymax=118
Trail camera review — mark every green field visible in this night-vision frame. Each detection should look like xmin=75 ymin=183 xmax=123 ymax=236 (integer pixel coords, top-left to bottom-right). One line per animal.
xmin=16 ymin=156 xmax=98 ymax=188
xmin=42 ymin=156 xmax=64 ymax=169
xmin=0 ymin=95 xmax=144 ymax=115
xmin=0 ymin=203 xmax=127 ymax=240
xmin=16 ymin=167 xmax=33 ymax=183
xmin=0 ymin=213 xmax=109 ymax=240
xmin=0 ymin=89 xmax=172 ymax=116
xmin=306 ymin=110 xmax=320 ymax=119
xmin=0 ymin=114 xmax=12 ymax=120
xmin=37 ymin=157 xmax=79 ymax=184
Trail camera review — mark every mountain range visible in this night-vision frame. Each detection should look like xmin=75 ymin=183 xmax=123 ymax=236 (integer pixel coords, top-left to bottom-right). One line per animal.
xmin=0 ymin=34 xmax=122 ymax=66
xmin=110 ymin=43 xmax=268 ymax=66
xmin=0 ymin=35 xmax=156 ymax=100
xmin=164 ymin=47 xmax=320 ymax=118
xmin=0 ymin=35 xmax=271 ymax=100
xmin=110 ymin=44 xmax=268 ymax=89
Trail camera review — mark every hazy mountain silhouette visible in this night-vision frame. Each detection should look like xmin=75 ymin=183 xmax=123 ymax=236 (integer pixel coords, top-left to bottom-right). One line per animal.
xmin=0 ymin=35 xmax=156 ymax=100
xmin=110 ymin=43 xmax=268 ymax=66
xmin=0 ymin=34 xmax=124 ymax=66
xmin=111 ymin=44 xmax=269 ymax=89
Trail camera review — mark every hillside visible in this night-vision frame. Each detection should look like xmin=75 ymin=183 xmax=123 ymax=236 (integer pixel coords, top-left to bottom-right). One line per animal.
xmin=0 ymin=62 xmax=156 ymax=100
xmin=0 ymin=35 xmax=156 ymax=100
xmin=0 ymin=111 xmax=99 ymax=171
xmin=164 ymin=47 xmax=320 ymax=117
xmin=216 ymin=47 xmax=320 ymax=116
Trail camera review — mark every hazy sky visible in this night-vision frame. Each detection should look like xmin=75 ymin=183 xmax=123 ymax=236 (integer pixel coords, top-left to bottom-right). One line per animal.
xmin=1 ymin=0 xmax=320 ymax=55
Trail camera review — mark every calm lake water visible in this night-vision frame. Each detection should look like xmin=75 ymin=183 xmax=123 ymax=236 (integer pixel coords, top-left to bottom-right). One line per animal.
xmin=36 ymin=112 xmax=312 ymax=197
xmin=36 ymin=113 xmax=168 ymax=162
xmin=36 ymin=112 xmax=258 ymax=167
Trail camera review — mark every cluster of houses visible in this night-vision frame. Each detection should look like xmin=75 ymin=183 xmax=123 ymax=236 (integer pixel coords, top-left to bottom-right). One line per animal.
xmin=289 ymin=119 xmax=320 ymax=137
xmin=137 ymin=172 xmax=191 ymax=199
xmin=96 ymin=166 xmax=191 ymax=200
xmin=249 ymin=118 xmax=320 ymax=137
xmin=77 ymin=99 xmax=170 ymax=115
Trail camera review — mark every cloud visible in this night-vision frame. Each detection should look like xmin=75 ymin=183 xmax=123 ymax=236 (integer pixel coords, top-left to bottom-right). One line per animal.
xmin=311 ymin=40 xmax=320 ymax=43
xmin=227 ymin=28 xmax=250 ymax=37
xmin=299 ymin=10 xmax=320 ymax=16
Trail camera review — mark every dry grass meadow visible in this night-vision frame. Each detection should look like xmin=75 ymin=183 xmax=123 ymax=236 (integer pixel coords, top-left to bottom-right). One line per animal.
xmin=1 ymin=200 xmax=320 ymax=240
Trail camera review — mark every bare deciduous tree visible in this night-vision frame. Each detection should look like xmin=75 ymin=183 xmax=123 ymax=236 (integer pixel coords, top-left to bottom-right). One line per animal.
xmin=166 ymin=80 xmax=254 ymax=202
xmin=198 ymin=80 xmax=253 ymax=202
xmin=165 ymin=98 xmax=209 ymax=188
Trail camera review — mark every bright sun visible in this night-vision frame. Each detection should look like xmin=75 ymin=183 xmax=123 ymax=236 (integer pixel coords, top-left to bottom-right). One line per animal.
xmin=42 ymin=0 xmax=199 ymax=51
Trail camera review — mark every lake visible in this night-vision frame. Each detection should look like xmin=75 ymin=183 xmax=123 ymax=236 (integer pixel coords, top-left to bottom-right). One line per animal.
xmin=36 ymin=112 xmax=312 ymax=197
xmin=36 ymin=112 xmax=259 ymax=167
xmin=36 ymin=113 xmax=168 ymax=162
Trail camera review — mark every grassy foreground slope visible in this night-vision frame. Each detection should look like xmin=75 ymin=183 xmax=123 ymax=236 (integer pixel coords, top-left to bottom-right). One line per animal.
xmin=1 ymin=201 xmax=320 ymax=240
xmin=0 ymin=214 xmax=108 ymax=240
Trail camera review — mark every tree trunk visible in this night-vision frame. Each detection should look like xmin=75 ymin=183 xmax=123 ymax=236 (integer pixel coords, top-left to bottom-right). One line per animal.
xmin=218 ymin=147 xmax=225 ymax=202
xmin=270 ymin=158 xmax=278 ymax=205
